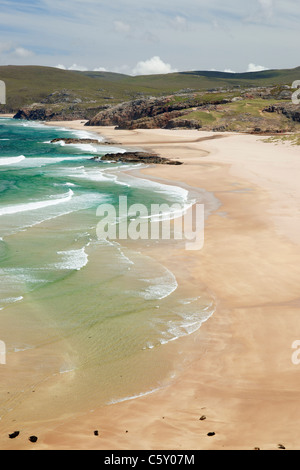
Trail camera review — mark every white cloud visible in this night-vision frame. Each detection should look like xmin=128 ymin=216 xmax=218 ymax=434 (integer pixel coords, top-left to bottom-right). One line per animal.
xmin=224 ymin=68 xmax=236 ymax=73
xmin=113 ymin=21 xmax=131 ymax=34
xmin=67 ymin=63 xmax=88 ymax=71
xmin=93 ymin=67 xmax=107 ymax=72
xmin=13 ymin=47 xmax=34 ymax=58
xmin=172 ymin=15 xmax=188 ymax=30
xmin=247 ymin=62 xmax=268 ymax=72
xmin=132 ymin=56 xmax=178 ymax=75
xmin=55 ymin=63 xmax=89 ymax=71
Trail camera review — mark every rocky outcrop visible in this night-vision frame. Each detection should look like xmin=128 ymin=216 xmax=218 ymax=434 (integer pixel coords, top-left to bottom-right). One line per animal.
xmin=41 ymin=90 xmax=84 ymax=105
xmin=92 ymin=152 xmax=183 ymax=165
xmin=263 ymin=103 xmax=300 ymax=122
xmin=13 ymin=104 xmax=111 ymax=121
xmin=14 ymin=106 xmax=58 ymax=121
xmin=88 ymin=97 xmax=169 ymax=124
xmin=86 ymin=95 xmax=229 ymax=129
xmin=165 ymin=119 xmax=202 ymax=129
xmin=116 ymin=111 xmax=185 ymax=129
xmin=50 ymin=138 xmax=102 ymax=144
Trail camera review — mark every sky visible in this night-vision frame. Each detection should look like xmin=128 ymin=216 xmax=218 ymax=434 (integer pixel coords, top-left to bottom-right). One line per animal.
xmin=0 ymin=0 xmax=299 ymax=75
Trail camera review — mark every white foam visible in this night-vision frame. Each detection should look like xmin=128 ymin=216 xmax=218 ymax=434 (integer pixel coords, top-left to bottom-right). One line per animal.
xmin=0 ymin=189 xmax=73 ymax=216
xmin=20 ymin=121 xmax=50 ymax=129
xmin=0 ymin=295 xmax=24 ymax=311
xmin=72 ymin=129 xmax=104 ymax=141
xmin=117 ymin=171 xmax=190 ymax=204
xmin=139 ymin=268 xmax=178 ymax=301
xmin=67 ymin=167 xmax=130 ymax=187
xmin=54 ymin=247 xmax=89 ymax=271
xmin=107 ymin=386 xmax=162 ymax=405
xmin=59 ymin=365 xmax=76 ymax=374
xmin=0 ymin=296 xmax=23 ymax=304
xmin=158 ymin=300 xmax=216 ymax=346
xmin=0 ymin=155 xmax=26 ymax=166
xmin=14 ymin=155 xmax=93 ymax=168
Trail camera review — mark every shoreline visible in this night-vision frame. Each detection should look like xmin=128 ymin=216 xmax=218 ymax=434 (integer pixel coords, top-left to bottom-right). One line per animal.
xmin=5 ymin=119 xmax=300 ymax=450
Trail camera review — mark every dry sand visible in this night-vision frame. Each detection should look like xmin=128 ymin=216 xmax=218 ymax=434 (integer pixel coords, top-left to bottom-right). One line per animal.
xmin=4 ymin=121 xmax=300 ymax=450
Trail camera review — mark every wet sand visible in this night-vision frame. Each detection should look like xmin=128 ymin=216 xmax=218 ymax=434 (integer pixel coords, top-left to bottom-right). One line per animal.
xmin=3 ymin=121 xmax=300 ymax=450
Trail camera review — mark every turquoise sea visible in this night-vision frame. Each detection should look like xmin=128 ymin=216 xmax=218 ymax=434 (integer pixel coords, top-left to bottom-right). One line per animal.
xmin=0 ymin=118 xmax=215 ymax=425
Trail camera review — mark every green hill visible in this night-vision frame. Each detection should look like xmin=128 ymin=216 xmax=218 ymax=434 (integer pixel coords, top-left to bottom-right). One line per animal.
xmin=1 ymin=65 xmax=299 ymax=118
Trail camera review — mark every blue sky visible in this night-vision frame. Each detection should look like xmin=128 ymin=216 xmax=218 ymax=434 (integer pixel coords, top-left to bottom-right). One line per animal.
xmin=0 ymin=0 xmax=299 ymax=74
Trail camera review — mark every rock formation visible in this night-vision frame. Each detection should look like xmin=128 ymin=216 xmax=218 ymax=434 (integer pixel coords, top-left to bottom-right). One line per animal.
xmin=50 ymin=138 xmax=103 ymax=144
xmin=92 ymin=152 xmax=183 ymax=165
xmin=263 ymin=103 xmax=300 ymax=122
xmin=85 ymin=95 xmax=228 ymax=129
xmin=13 ymin=103 xmax=110 ymax=121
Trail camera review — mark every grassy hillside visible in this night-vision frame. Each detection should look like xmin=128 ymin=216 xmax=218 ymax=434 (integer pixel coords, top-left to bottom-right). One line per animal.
xmin=0 ymin=65 xmax=299 ymax=114
xmin=179 ymin=66 xmax=300 ymax=85
xmin=178 ymin=98 xmax=299 ymax=133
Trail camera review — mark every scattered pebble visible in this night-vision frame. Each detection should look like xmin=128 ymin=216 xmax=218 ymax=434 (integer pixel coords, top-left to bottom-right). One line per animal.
xmin=207 ymin=432 xmax=215 ymax=437
xmin=278 ymin=444 xmax=286 ymax=450
xmin=8 ymin=431 xmax=20 ymax=439
xmin=29 ymin=436 xmax=38 ymax=443
xmin=199 ymin=415 xmax=206 ymax=421
xmin=94 ymin=430 xmax=99 ymax=436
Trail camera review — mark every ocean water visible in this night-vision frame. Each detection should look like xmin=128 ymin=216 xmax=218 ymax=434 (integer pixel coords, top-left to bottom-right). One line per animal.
xmin=0 ymin=118 xmax=215 ymax=424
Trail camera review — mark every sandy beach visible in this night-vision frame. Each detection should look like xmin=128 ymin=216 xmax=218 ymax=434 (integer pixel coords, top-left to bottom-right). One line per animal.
xmin=3 ymin=120 xmax=300 ymax=450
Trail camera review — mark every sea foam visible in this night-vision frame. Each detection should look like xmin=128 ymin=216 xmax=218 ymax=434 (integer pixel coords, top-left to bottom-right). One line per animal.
xmin=0 ymin=155 xmax=26 ymax=165
xmin=0 ymin=189 xmax=74 ymax=216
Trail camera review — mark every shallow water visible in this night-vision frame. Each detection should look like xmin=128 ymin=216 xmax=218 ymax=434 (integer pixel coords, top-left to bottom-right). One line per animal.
xmin=0 ymin=118 xmax=216 ymax=424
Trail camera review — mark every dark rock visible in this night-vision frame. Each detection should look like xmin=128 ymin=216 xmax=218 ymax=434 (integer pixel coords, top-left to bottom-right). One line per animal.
xmin=278 ymin=444 xmax=286 ymax=450
xmin=50 ymin=138 xmax=102 ymax=145
xmin=14 ymin=106 xmax=57 ymax=121
xmin=92 ymin=151 xmax=183 ymax=165
xmin=29 ymin=435 xmax=38 ymax=443
xmin=199 ymin=415 xmax=207 ymax=421
xmin=9 ymin=431 xmax=20 ymax=439
xmin=207 ymin=432 xmax=216 ymax=437
xmin=165 ymin=119 xmax=202 ymax=130
xmin=13 ymin=104 xmax=111 ymax=122
xmin=263 ymin=103 xmax=300 ymax=122
xmin=94 ymin=430 xmax=99 ymax=436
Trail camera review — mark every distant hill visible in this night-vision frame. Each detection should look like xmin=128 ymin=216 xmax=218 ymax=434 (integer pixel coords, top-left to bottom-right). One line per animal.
xmin=0 ymin=65 xmax=299 ymax=114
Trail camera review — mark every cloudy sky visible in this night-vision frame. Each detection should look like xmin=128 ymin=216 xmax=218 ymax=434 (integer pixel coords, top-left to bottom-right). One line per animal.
xmin=0 ymin=0 xmax=299 ymax=75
